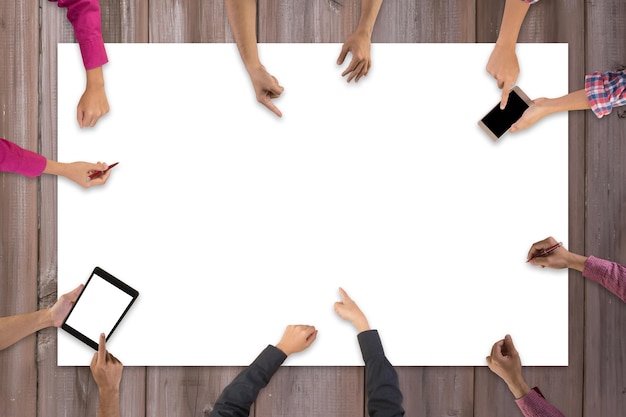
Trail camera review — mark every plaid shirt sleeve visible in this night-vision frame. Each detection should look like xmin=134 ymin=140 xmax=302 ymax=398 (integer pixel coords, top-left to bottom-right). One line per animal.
xmin=51 ymin=0 xmax=108 ymax=70
xmin=585 ymin=70 xmax=626 ymax=118
xmin=515 ymin=387 xmax=566 ymax=417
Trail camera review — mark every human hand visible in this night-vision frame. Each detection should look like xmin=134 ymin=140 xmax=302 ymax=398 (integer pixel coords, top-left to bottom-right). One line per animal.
xmin=247 ymin=65 xmax=284 ymax=117
xmin=77 ymin=67 xmax=109 ymax=128
xmin=334 ymin=287 xmax=370 ymax=332
xmin=337 ymin=30 xmax=372 ymax=83
xmin=486 ymin=44 xmax=519 ymax=109
xmin=49 ymin=284 xmax=84 ymax=327
xmin=90 ymin=333 xmax=123 ymax=395
xmin=527 ymin=236 xmax=587 ymax=271
xmin=275 ymin=325 xmax=317 ymax=356
xmin=486 ymin=334 xmax=530 ymax=399
xmin=69 ymin=161 xmax=113 ymax=188
xmin=509 ymin=98 xmax=553 ymax=133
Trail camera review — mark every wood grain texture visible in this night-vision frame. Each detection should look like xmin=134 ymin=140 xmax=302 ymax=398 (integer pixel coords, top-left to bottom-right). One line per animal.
xmin=584 ymin=1 xmax=626 ymax=416
xmin=374 ymin=0 xmax=475 ymax=42
xmin=255 ymin=367 xmax=363 ymax=417
xmin=474 ymin=0 xmax=586 ymax=416
xmin=0 ymin=1 xmax=40 ymax=416
xmin=37 ymin=1 xmax=148 ymax=415
xmin=149 ymin=0 xmax=232 ymax=43
xmin=396 ymin=367 xmax=473 ymax=417
xmin=146 ymin=367 xmax=245 ymax=417
xmin=258 ymin=0 xmax=359 ymax=42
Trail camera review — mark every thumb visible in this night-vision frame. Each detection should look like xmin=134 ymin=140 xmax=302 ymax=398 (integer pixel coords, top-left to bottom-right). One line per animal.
xmin=337 ymin=44 xmax=349 ymax=65
xmin=69 ymin=284 xmax=84 ymax=301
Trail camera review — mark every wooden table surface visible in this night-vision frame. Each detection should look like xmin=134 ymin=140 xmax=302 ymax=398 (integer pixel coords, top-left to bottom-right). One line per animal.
xmin=1 ymin=0 xmax=624 ymax=416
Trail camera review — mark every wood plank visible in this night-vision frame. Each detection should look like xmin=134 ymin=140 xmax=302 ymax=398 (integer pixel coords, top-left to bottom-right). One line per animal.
xmin=373 ymin=0 xmax=475 ymax=42
xmin=396 ymin=367 xmax=473 ymax=416
xmin=474 ymin=0 xmax=585 ymax=416
xmin=146 ymin=367 xmax=244 ymax=417
xmin=0 ymin=1 xmax=40 ymax=416
xmin=149 ymin=0 xmax=232 ymax=42
xmin=37 ymin=1 xmax=148 ymax=415
xmin=584 ymin=1 xmax=626 ymax=416
xmin=254 ymin=366 xmax=363 ymax=417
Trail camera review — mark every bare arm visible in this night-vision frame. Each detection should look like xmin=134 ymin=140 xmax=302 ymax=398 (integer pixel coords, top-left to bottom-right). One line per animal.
xmin=0 ymin=310 xmax=53 ymax=351
xmin=337 ymin=0 xmax=384 ymax=83
xmin=225 ymin=0 xmax=284 ymax=117
xmin=486 ymin=0 xmax=531 ymax=108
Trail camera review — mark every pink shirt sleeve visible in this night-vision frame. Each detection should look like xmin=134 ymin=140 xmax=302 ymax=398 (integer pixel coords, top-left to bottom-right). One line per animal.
xmin=50 ymin=0 xmax=108 ymax=70
xmin=583 ymin=256 xmax=626 ymax=302
xmin=0 ymin=138 xmax=47 ymax=178
xmin=515 ymin=387 xmax=565 ymax=417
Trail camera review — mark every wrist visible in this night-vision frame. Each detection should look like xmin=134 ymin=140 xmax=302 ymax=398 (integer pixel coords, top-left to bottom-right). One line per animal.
xmin=86 ymin=67 xmax=105 ymax=88
xmin=40 ymin=308 xmax=55 ymax=328
xmin=275 ymin=343 xmax=292 ymax=357
xmin=567 ymin=253 xmax=588 ymax=272
xmin=353 ymin=317 xmax=371 ymax=333
xmin=43 ymin=160 xmax=67 ymax=177
xmin=354 ymin=24 xmax=373 ymax=39
xmin=506 ymin=376 xmax=531 ymax=399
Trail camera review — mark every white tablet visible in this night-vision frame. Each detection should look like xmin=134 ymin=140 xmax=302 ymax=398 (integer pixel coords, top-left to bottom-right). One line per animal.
xmin=62 ymin=267 xmax=139 ymax=350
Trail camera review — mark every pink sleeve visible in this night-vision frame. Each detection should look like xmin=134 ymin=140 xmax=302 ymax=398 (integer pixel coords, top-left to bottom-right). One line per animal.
xmin=0 ymin=138 xmax=47 ymax=178
xmin=50 ymin=0 xmax=108 ymax=69
xmin=583 ymin=256 xmax=626 ymax=302
xmin=515 ymin=388 xmax=565 ymax=417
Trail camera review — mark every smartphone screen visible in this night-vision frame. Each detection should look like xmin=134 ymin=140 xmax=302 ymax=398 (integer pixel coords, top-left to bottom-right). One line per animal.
xmin=480 ymin=90 xmax=530 ymax=139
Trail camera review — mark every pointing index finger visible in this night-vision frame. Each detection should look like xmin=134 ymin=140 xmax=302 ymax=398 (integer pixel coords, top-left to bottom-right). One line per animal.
xmin=98 ymin=333 xmax=106 ymax=363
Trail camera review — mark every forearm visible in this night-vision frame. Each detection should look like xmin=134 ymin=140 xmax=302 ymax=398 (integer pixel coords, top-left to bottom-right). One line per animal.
xmin=566 ymin=251 xmax=588 ymax=272
xmin=356 ymin=0 xmax=383 ymax=37
xmin=0 ymin=309 xmax=52 ymax=350
xmin=505 ymin=375 xmax=531 ymax=399
xmin=496 ymin=0 xmax=531 ymax=47
xmin=359 ymin=331 xmax=404 ymax=417
xmin=515 ymin=387 xmax=566 ymax=417
xmin=55 ymin=0 xmax=108 ymax=69
xmin=43 ymin=160 xmax=69 ymax=178
xmin=225 ymin=0 xmax=261 ymax=71
xmin=582 ymin=256 xmax=626 ymax=303
xmin=210 ymin=345 xmax=286 ymax=417
xmin=98 ymin=389 xmax=121 ymax=417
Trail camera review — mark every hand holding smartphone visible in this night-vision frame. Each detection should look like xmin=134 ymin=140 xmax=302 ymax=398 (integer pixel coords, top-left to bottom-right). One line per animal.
xmin=478 ymin=86 xmax=532 ymax=141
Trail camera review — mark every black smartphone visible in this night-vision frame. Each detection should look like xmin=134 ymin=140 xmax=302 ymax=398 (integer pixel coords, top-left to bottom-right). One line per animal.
xmin=478 ymin=86 xmax=532 ymax=141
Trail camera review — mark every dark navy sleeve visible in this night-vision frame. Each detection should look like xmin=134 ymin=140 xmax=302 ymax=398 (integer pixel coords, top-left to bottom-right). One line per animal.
xmin=210 ymin=345 xmax=287 ymax=417
xmin=358 ymin=330 xmax=405 ymax=417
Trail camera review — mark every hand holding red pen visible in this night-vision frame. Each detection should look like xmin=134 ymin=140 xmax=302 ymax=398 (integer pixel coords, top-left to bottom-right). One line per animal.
xmin=527 ymin=236 xmax=589 ymax=271
xmin=43 ymin=161 xmax=114 ymax=189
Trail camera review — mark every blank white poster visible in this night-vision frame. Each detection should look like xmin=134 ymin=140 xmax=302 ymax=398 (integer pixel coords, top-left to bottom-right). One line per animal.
xmin=57 ymin=43 xmax=568 ymax=366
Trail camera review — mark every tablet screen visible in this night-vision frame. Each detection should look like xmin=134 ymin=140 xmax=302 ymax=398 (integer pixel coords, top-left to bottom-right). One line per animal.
xmin=63 ymin=267 xmax=138 ymax=349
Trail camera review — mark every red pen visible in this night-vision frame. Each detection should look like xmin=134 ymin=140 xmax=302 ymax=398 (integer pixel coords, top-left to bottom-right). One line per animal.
xmin=88 ymin=162 xmax=119 ymax=180
xmin=527 ymin=241 xmax=563 ymax=263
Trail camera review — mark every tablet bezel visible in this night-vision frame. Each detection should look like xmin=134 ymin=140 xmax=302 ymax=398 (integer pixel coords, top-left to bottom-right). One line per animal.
xmin=61 ymin=266 xmax=139 ymax=350
xmin=478 ymin=86 xmax=532 ymax=142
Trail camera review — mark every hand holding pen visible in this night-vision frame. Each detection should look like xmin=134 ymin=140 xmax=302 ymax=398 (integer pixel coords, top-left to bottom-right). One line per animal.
xmin=43 ymin=161 xmax=116 ymax=189
xmin=527 ymin=237 xmax=567 ymax=268
xmin=527 ymin=236 xmax=589 ymax=272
